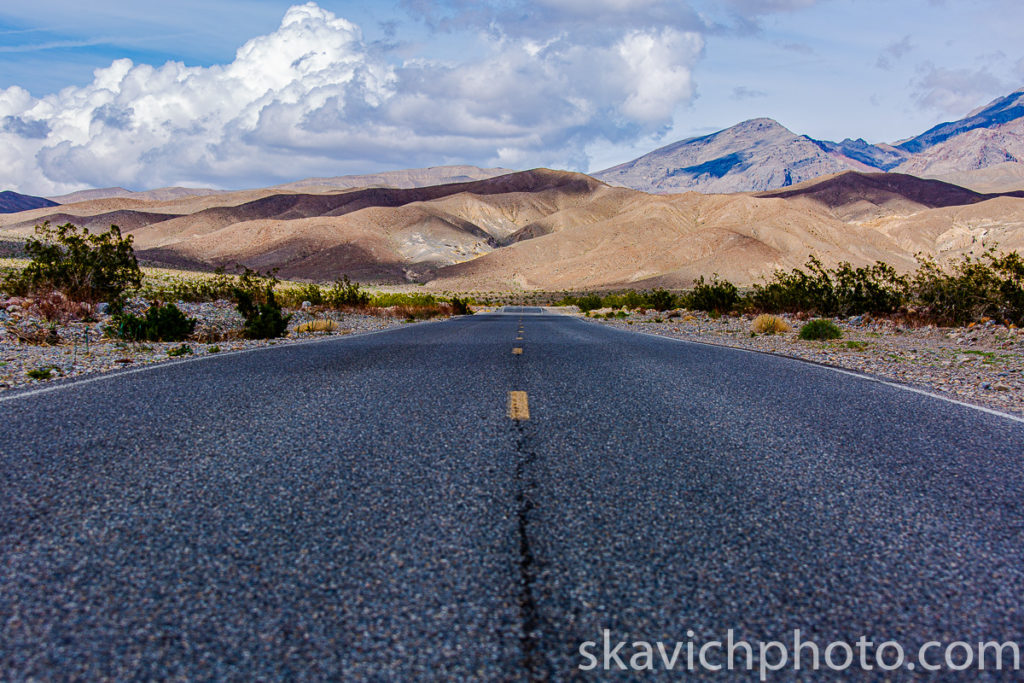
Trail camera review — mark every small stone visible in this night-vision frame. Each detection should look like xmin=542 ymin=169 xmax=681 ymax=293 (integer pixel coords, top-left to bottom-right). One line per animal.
xmin=96 ymin=302 xmax=110 ymax=315
xmin=993 ymin=384 xmax=1011 ymax=392
xmin=301 ymin=301 xmax=313 ymax=309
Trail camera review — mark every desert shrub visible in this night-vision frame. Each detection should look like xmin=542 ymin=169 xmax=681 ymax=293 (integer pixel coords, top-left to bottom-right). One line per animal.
xmin=10 ymin=222 xmax=141 ymax=303
xmin=109 ymin=302 xmax=197 ymax=341
xmin=643 ymin=289 xmax=677 ymax=312
xmin=293 ymin=282 xmax=325 ymax=307
xmin=751 ymin=314 xmax=791 ymax=335
xmin=621 ymin=291 xmax=645 ymax=310
xmin=799 ymin=319 xmax=843 ymax=340
xmin=325 ymin=276 xmax=371 ymax=308
xmin=574 ymin=294 xmax=604 ymax=312
xmin=830 ymin=261 xmax=907 ymax=316
xmin=234 ymin=278 xmax=291 ymax=339
xmin=685 ymin=275 xmax=739 ymax=315
xmin=991 ymin=252 xmax=1024 ymax=324
xmin=909 ymin=250 xmax=1024 ymax=326
xmin=450 ymin=296 xmax=473 ymax=315
xmin=749 ymin=257 xmax=907 ymax=317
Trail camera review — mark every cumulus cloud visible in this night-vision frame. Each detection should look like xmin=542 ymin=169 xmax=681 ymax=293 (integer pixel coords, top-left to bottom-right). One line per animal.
xmin=0 ymin=1 xmax=706 ymax=193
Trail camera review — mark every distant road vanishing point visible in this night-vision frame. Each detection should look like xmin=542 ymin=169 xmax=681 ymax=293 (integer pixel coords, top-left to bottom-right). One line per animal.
xmin=2 ymin=309 xmax=1023 ymax=679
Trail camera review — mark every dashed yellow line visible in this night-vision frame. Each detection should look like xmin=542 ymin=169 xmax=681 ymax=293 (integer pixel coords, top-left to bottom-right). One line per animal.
xmin=512 ymin=347 xmax=523 ymax=355
xmin=507 ymin=391 xmax=530 ymax=420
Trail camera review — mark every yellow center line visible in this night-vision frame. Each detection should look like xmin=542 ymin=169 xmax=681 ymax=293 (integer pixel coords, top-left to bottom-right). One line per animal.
xmin=512 ymin=347 xmax=523 ymax=355
xmin=507 ymin=391 xmax=530 ymax=420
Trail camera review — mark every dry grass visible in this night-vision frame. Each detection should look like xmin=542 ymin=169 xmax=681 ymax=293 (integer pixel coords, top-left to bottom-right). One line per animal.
xmin=4 ymin=322 xmax=59 ymax=345
xmin=295 ymin=319 xmax=339 ymax=333
xmin=33 ymin=291 xmax=95 ymax=323
xmin=751 ymin=314 xmax=791 ymax=335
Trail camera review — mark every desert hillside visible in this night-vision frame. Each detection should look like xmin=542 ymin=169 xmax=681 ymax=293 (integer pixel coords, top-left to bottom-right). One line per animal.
xmin=3 ymin=169 xmax=1024 ymax=290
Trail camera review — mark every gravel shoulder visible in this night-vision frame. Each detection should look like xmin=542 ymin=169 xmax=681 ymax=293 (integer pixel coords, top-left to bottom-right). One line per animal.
xmin=583 ymin=308 xmax=1024 ymax=417
xmin=0 ymin=298 xmax=410 ymax=394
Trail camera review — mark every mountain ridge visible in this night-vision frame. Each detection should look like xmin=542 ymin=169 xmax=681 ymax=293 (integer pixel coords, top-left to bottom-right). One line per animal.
xmin=595 ymin=88 xmax=1024 ymax=194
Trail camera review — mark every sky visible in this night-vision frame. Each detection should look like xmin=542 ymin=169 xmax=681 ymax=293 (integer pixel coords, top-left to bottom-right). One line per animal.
xmin=0 ymin=0 xmax=1021 ymax=195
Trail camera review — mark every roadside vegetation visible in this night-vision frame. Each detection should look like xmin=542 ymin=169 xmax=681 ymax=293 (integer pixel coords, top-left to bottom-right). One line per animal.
xmin=5 ymin=221 xmax=1024 ymax=346
xmin=1 ymin=223 xmax=476 ymax=348
xmin=556 ymin=250 xmax=1024 ymax=328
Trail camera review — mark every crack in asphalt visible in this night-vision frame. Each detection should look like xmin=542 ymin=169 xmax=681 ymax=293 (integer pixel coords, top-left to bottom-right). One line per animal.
xmin=509 ymin=314 xmax=548 ymax=681
xmin=512 ymin=419 xmax=545 ymax=681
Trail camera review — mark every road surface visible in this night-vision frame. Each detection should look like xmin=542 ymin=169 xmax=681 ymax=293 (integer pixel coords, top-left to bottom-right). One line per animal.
xmin=2 ymin=308 xmax=1023 ymax=679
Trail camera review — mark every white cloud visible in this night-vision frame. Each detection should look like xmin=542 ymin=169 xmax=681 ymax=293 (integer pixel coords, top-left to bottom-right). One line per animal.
xmin=0 ymin=1 xmax=705 ymax=193
xmin=911 ymin=62 xmax=1007 ymax=115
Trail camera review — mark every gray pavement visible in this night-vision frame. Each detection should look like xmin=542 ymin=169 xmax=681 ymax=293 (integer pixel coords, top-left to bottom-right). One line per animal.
xmin=2 ymin=309 xmax=1023 ymax=680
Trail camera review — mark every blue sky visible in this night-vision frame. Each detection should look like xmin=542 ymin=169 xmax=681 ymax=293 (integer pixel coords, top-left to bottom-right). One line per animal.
xmin=0 ymin=0 xmax=1021 ymax=194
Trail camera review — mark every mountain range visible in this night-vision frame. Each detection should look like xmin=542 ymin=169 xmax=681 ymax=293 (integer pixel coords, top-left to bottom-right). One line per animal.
xmin=595 ymin=88 xmax=1024 ymax=194
xmin=3 ymin=90 xmax=1024 ymax=291
xmin=4 ymin=167 xmax=1024 ymax=291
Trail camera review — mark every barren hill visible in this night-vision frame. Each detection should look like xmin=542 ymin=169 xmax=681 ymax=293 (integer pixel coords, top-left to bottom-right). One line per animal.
xmin=4 ymin=169 xmax=1024 ymax=290
xmin=755 ymin=172 xmax=1000 ymax=221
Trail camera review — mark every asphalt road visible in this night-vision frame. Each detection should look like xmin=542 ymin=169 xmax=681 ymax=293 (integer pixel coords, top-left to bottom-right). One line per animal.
xmin=2 ymin=308 xmax=1024 ymax=680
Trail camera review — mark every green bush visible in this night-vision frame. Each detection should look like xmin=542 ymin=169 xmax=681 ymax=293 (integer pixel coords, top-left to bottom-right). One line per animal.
xmin=574 ymin=294 xmax=603 ymax=312
xmin=450 ymin=295 xmax=473 ymax=315
xmin=7 ymin=222 xmax=141 ymax=303
xmin=909 ymin=250 xmax=1024 ymax=326
xmin=325 ymin=275 xmax=370 ymax=308
xmin=684 ymin=275 xmax=739 ymax=314
xmin=799 ymin=319 xmax=843 ymax=340
xmin=109 ymin=302 xmax=196 ymax=341
xmin=235 ymin=283 xmax=291 ymax=339
xmin=644 ymin=289 xmax=677 ymax=312
xmin=749 ymin=257 xmax=907 ymax=316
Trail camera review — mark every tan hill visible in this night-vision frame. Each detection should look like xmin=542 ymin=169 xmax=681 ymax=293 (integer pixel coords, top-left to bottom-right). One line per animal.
xmin=427 ymin=189 xmax=915 ymax=291
xmin=5 ymin=169 xmax=1024 ymax=290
